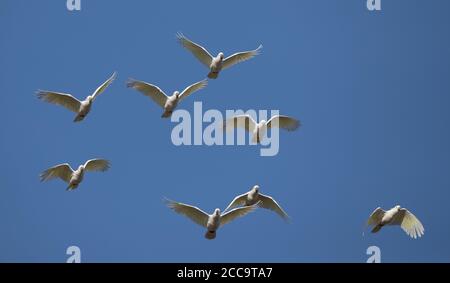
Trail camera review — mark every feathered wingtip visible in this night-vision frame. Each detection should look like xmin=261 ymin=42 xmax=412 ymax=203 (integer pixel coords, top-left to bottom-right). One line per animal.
xmin=126 ymin=78 xmax=137 ymax=89
xmin=176 ymin=32 xmax=187 ymax=43
xmin=255 ymin=44 xmax=263 ymax=55
xmin=163 ymin=197 xmax=176 ymax=209
xmin=36 ymin=90 xmax=47 ymax=100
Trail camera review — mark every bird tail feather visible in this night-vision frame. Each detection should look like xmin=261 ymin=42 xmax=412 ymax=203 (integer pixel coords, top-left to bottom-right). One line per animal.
xmin=207 ymin=72 xmax=218 ymax=79
xmin=74 ymin=115 xmax=85 ymax=122
xmin=161 ymin=111 xmax=172 ymax=118
xmin=205 ymin=230 xmax=216 ymax=240
xmin=371 ymin=225 xmax=382 ymax=233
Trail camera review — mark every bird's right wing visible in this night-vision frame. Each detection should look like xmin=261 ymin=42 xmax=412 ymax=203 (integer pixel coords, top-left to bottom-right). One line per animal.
xmin=221 ymin=115 xmax=257 ymax=133
xmin=40 ymin=163 xmax=74 ymax=183
xmin=258 ymin=194 xmax=290 ymax=221
xmin=165 ymin=199 xmax=209 ymax=228
xmin=220 ymin=203 xmax=259 ymax=226
xmin=177 ymin=33 xmax=214 ymax=67
xmin=37 ymin=91 xmax=81 ymax=113
xmin=127 ymin=79 xmax=168 ymax=108
xmin=224 ymin=193 xmax=248 ymax=212
xmin=367 ymin=207 xmax=385 ymax=226
xmin=390 ymin=208 xmax=424 ymax=239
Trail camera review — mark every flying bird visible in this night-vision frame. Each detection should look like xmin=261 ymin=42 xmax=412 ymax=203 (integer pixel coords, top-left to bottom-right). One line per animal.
xmin=37 ymin=72 xmax=117 ymax=122
xmin=40 ymin=159 xmax=110 ymax=191
xmin=222 ymin=114 xmax=301 ymax=143
xmin=165 ymin=198 xmax=259 ymax=239
xmin=177 ymin=33 xmax=262 ymax=79
xmin=127 ymin=79 xmax=207 ymax=118
xmin=224 ymin=185 xmax=289 ymax=221
xmin=367 ymin=205 xmax=424 ymax=239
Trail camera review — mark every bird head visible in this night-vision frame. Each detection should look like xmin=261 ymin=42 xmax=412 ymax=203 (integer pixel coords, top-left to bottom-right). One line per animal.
xmin=173 ymin=91 xmax=180 ymax=99
xmin=214 ymin=208 xmax=221 ymax=216
xmin=218 ymin=52 xmax=224 ymax=60
xmin=395 ymin=205 xmax=401 ymax=210
xmin=252 ymin=185 xmax=260 ymax=193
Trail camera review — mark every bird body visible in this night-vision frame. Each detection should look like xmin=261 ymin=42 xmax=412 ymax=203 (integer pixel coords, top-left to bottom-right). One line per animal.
xmin=205 ymin=209 xmax=221 ymax=239
xmin=40 ymin=159 xmax=110 ymax=191
xmin=208 ymin=53 xmax=224 ymax=79
xmin=67 ymin=165 xmax=85 ymax=190
xmin=74 ymin=99 xmax=93 ymax=122
xmin=162 ymin=92 xmax=180 ymax=118
xmin=37 ymin=72 xmax=116 ymax=122
xmin=367 ymin=205 xmax=424 ymax=238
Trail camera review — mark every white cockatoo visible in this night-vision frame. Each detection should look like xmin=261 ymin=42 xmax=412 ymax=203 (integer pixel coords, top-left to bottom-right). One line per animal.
xmin=224 ymin=185 xmax=289 ymax=221
xmin=127 ymin=79 xmax=207 ymax=118
xmin=177 ymin=33 xmax=262 ymax=79
xmin=37 ymin=72 xmax=117 ymax=122
xmin=40 ymin=159 xmax=110 ymax=191
xmin=367 ymin=205 xmax=424 ymax=239
xmin=166 ymin=199 xmax=259 ymax=239
xmin=222 ymin=114 xmax=301 ymax=143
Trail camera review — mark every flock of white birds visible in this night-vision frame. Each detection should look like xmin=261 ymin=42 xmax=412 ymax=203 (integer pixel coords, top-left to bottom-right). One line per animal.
xmin=36 ymin=33 xmax=424 ymax=240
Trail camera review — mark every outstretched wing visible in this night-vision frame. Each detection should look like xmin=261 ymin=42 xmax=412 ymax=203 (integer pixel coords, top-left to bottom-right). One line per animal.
xmin=40 ymin=163 xmax=74 ymax=183
xmin=266 ymin=115 xmax=301 ymax=131
xmin=258 ymin=194 xmax=289 ymax=221
xmin=224 ymin=193 xmax=249 ymax=212
xmin=222 ymin=45 xmax=262 ymax=70
xmin=165 ymin=199 xmax=209 ymax=228
xmin=222 ymin=115 xmax=257 ymax=133
xmin=84 ymin=159 xmax=110 ymax=172
xmin=127 ymin=79 xmax=168 ymax=108
xmin=367 ymin=207 xmax=385 ymax=226
xmin=177 ymin=33 xmax=214 ymax=67
xmin=390 ymin=208 xmax=425 ymax=239
xmin=179 ymin=79 xmax=208 ymax=101
xmin=220 ymin=203 xmax=259 ymax=226
xmin=37 ymin=90 xmax=81 ymax=113
xmin=92 ymin=72 xmax=117 ymax=100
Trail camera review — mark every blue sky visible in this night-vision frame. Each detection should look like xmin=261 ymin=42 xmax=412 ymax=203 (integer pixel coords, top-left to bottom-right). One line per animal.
xmin=1 ymin=0 xmax=450 ymax=262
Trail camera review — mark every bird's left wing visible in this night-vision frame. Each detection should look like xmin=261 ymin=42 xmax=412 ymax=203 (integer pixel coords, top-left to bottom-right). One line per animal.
xmin=220 ymin=203 xmax=259 ymax=226
xmin=179 ymin=79 xmax=208 ymax=101
xmin=92 ymin=72 xmax=117 ymax=100
xmin=390 ymin=208 xmax=424 ymax=239
xmin=258 ymin=194 xmax=290 ymax=221
xmin=266 ymin=115 xmax=301 ymax=131
xmin=222 ymin=45 xmax=262 ymax=70
xmin=84 ymin=159 xmax=110 ymax=172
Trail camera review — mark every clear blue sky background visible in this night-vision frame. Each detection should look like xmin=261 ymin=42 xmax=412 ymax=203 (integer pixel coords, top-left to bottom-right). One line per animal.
xmin=1 ymin=0 xmax=450 ymax=263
